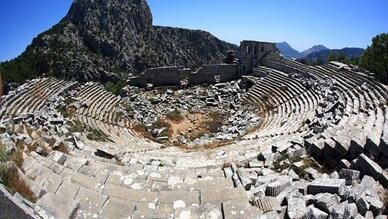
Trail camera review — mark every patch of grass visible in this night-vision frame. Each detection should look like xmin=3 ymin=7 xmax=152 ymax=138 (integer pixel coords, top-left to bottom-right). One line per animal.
xmin=0 ymin=144 xmax=36 ymax=202
xmin=13 ymin=142 xmax=24 ymax=168
xmin=166 ymin=110 xmax=184 ymax=122
xmin=68 ymin=120 xmax=111 ymax=142
xmin=57 ymin=99 xmax=76 ymax=118
xmin=86 ymin=128 xmax=110 ymax=142
xmin=68 ymin=120 xmax=85 ymax=134
xmin=104 ymin=80 xmax=126 ymax=96
xmin=272 ymin=154 xmax=290 ymax=171
xmin=122 ymin=102 xmax=134 ymax=114
xmin=272 ymin=153 xmax=305 ymax=172
xmin=57 ymin=105 xmax=74 ymax=118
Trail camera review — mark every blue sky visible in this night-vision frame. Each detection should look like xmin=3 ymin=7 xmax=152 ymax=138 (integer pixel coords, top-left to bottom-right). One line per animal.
xmin=0 ymin=0 xmax=387 ymax=62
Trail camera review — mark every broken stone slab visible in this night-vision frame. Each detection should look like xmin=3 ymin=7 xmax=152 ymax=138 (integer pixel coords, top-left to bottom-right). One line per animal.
xmin=356 ymin=154 xmax=383 ymax=181
xmin=95 ymin=148 xmax=116 ymax=160
xmin=339 ymin=169 xmax=360 ymax=185
xmin=305 ymin=167 xmax=321 ymax=180
xmin=345 ymin=202 xmax=359 ymax=219
xmin=259 ymin=210 xmax=280 ymax=219
xmin=253 ymin=196 xmax=281 ymax=213
xmin=361 ymin=195 xmax=384 ymax=216
xmin=338 ymin=159 xmax=351 ymax=169
xmin=265 ymin=176 xmax=292 ymax=197
xmin=308 ymin=193 xmax=341 ymax=213
xmin=49 ymin=118 xmax=64 ymax=125
xmin=222 ymin=198 xmax=263 ymax=219
xmin=330 ymin=171 xmax=339 ymax=179
xmin=287 ymin=193 xmax=306 ymax=219
xmin=35 ymin=193 xmax=80 ymax=219
xmin=307 ymin=178 xmax=346 ymax=195
xmin=175 ymin=203 xmax=222 ymax=219
xmin=306 ymin=205 xmax=328 ymax=219
xmin=47 ymin=151 xmax=67 ymax=165
xmin=249 ymin=159 xmax=264 ymax=168
xmin=356 ymin=195 xmax=370 ymax=216
xmin=288 ymin=169 xmax=300 ymax=181
xmin=236 ymin=168 xmax=253 ymax=190
xmin=223 ymin=167 xmax=233 ymax=178
xmin=330 ymin=200 xmax=348 ymax=219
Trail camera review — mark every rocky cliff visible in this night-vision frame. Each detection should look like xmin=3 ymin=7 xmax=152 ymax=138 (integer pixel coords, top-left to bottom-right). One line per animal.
xmin=1 ymin=0 xmax=237 ymax=83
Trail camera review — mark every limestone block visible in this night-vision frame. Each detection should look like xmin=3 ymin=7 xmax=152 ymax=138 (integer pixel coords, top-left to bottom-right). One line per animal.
xmin=187 ymin=178 xmax=233 ymax=192
xmin=98 ymin=197 xmax=136 ymax=218
xmin=201 ymin=187 xmax=247 ymax=205
xmin=307 ymin=178 xmax=345 ymax=195
xmin=306 ymin=205 xmax=328 ymax=219
xmin=222 ymin=198 xmax=263 ymax=219
xmin=35 ymin=193 xmax=79 ymax=219
xmin=47 ymin=151 xmax=67 ymax=165
xmin=103 ymin=183 xmax=158 ymax=203
xmin=253 ymin=196 xmax=281 ymax=213
xmin=265 ymin=176 xmax=292 ymax=197
xmin=237 ymin=168 xmax=253 ymax=189
xmin=287 ymin=193 xmax=307 ymax=219
xmin=356 ymin=154 xmax=383 ymax=180
xmin=309 ymin=193 xmax=340 ymax=213
xmin=175 ymin=203 xmax=222 ymax=219
xmin=75 ymin=187 xmax=109 ymax=216
xmin=159 ymin=191 xmax=200 ymax=207
xmin=345 ymin=203 xmax=359 ymax=219
xmin=330 ymin=200 xmax=347 ymax=219
xmin=339 ymin=169 xmax=360 ymax=185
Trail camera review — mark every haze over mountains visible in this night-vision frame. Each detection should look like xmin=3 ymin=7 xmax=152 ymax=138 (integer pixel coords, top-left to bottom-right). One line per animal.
xmin=276 ymin=42 xmax=364 ymax=63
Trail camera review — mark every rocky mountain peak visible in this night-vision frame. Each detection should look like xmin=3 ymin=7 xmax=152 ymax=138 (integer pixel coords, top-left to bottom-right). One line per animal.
xmin=66 ymin=0 xmax=153 ymax=31
xmin=2 ymin=0 xmax=236 ymax=83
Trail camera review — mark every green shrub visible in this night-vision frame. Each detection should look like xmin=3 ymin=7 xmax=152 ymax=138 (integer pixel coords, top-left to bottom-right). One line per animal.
xmin=68 ymin=120 xmax=85 ymax=134
xmin=104 ymin=80 xmax=126 ymax=96
xmin=86 ymin=128 xmax=110 ymax=142
xmin=166 ymin=110 xmax=183 ymax=122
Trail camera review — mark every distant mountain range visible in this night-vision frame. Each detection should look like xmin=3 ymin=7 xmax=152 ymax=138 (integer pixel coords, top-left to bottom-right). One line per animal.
xmin=276 ymin=42 xmax=364 ymax=63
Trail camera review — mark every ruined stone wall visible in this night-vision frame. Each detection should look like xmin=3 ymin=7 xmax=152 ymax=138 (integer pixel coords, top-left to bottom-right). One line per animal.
xmin=129 ymin=64 xmax=239 ymax=87
xmin=189 ymin=64 xmax=239 ymax=85
xmin=239 ymin=41 xmax=278 ymax=74
xmin=129 ymin=66 xmax=183 ymax=87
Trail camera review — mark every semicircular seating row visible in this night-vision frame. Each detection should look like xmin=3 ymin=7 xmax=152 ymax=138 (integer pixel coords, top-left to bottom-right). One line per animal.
xmin=69 ymin=82 xmax=162 ymax=155
xmin=1 ymin=53 xmax=388 ymax=218
xmin=261 ymin=52 xmax=388 ymax=166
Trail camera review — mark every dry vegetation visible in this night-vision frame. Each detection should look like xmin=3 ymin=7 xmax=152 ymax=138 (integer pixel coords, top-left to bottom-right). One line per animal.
xmin=0 ymin=143 xmax=36 ymax=202
xmin=166 ymin=110 xmax=184 ymax=122
xmin=68 ymin=120 xmax=111 ymax=142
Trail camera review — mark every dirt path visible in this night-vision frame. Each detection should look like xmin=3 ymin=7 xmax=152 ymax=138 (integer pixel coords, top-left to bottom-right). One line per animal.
xmin=168 ymin=113 xmax=208 ymax=138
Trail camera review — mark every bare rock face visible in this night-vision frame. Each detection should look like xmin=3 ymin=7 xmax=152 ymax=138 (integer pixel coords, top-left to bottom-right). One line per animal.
xmin=1 ymin=0 xmax=237 ymax=83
